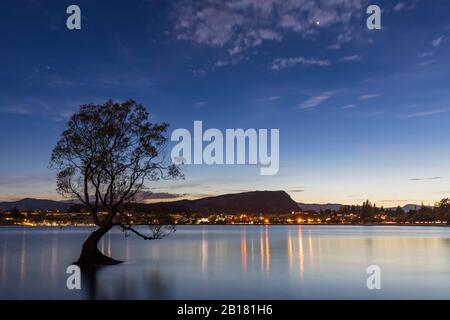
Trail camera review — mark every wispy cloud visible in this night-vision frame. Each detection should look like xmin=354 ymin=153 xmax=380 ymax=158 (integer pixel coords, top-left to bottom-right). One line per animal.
xmin=358 ymin=94 xmax=381 ymax=101
xmin=361 ymin=78 xmax=377 ymax=84
xmin=380 ymin=199 xmax=412 ymax=203
xmin=173 ymin=0 xmax=366 ymax=60
xmin=194 ymin=101 xmax=208 ymax=108
xmin=30 ymin=73 xmax=154 ymax=90
xmin=432 ymin=35 xmax=444 ymax=47
xmin=417 ymin=60 xmax=434 ymax=67
xmin=0 ymin=106 xmax=32 ymax=115
xmin=327 ymin=29 xmax=354 ymax=50
xmin=393 ymin=1 xmax=420 ymax=12
xmin=288 ymin=189 xmax=304 ymax=193
xmin=393 ymin=2 xmax=406 ymax=11
xmin=215 ymin=56 xmax=243 ymax=67
xmin=0 ymin=173 xmax=55 ymax=188
xmin=192 ymin=69 xmax=206 ymax=77
xmin=270 ymin=57 xmax=330 ymax=70
xmin=409 ymin=177 xmax=442 ymax=181
xmin=298 ymin=92 xmax=333 ymax=109
xmin=133 ymin=191 xmax=186 ymax=202
xmin=52 ymin=110 xmax=75 ymax=122
xmin=341 ymin=104 xmax=356 ymax=109
xmin=418 ymin=52 xmax=433 ymax=58
xmin=258 ymin=96 xmax=281 ymax=102
xmin=340 ymin=55 xmax=362 ymax=62
xmin=399 ymin=109 xmax=446 ymax=118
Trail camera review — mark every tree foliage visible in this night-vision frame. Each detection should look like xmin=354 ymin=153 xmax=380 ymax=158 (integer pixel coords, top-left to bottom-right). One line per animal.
xmin=50 ymin=99 xmax=182 ymax=241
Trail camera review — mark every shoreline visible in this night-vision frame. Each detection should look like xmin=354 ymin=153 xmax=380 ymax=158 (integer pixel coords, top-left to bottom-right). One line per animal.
xmin=0 ymin=223 xmax=449 ymax=228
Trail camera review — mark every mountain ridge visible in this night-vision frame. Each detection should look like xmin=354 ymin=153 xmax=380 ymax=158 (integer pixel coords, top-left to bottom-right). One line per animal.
xmin=0 ymin=195 xmax=426 ymax=213
xmin=0 ymin=198 xmax=72 ymax=211
xmin=0 ymin=191 xmax=298 ymax=214
xmin=130 ymin=190 xmax=299 ymax=215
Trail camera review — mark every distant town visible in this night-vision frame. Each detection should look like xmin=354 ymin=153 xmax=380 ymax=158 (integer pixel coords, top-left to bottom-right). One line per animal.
xmin=1 ymin=198 xmax=449 ymax=226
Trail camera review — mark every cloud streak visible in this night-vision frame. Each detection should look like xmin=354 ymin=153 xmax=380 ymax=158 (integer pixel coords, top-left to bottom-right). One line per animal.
xmin=418 ymin=52 xmax=432 ymax=58
xmin=399 ymin=109 xmax=446 ymax=118
xmin=0 ymin=106 xmax=32 ymax=115
xmin=288 ymin=189 xmax=304 ymax=193
xmin=133 ymin=191 xmax=186 ymax=202
xmin=340 ymin=55 xmax=362 ymax=62
xmin=409 ymin=177 xmax=442 ymax=181
xmin=432 ymin=36 xmax=444 ymax=47
xmin=258 ymin=96 xmax=281 ymax=102
xmin=194 ymin=101 xmax=208 ymax=108
xmin=393 ymin=1 xmax=420 ymax=12
xmin=358 ymin=94 xmax=380 ymax=101
xmin=271 ymin=57 xmax=330 ymax=70
xmin=299 ymin=92 xmax=333 ymax=109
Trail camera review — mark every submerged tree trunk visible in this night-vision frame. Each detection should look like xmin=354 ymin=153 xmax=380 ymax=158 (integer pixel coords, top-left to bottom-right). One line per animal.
xmin=75 ymin=223 xmax=122 ymax=266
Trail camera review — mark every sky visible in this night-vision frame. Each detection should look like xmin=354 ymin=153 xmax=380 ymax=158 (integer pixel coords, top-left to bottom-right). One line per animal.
xmin=1 ymin=0 xmax=450 ymax=206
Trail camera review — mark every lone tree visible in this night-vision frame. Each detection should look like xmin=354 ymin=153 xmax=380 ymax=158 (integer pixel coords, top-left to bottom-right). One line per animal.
xmin=50 ymin=100 xmax=181 ymax=266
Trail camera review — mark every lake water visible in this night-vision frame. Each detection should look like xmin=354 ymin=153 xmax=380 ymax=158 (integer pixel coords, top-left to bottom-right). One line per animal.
xmin=1 ymin=225 xmax=450 ymax=299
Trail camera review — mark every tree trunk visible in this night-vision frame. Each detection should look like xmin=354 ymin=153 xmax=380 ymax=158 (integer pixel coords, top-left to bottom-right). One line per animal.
xmin=75 ymin=223 xmax=122 ymax=266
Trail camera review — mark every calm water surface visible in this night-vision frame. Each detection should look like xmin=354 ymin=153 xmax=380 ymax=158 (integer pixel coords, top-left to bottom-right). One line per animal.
xmin=1 ymin=225 xmax=450 ymax=299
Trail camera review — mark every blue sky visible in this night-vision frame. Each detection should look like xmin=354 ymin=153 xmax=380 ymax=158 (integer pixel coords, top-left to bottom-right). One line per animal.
xmin=1 ymin=0 xmax=450 ymax=206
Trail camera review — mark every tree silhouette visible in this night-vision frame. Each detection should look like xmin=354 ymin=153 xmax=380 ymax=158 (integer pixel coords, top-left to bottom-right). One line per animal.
xmin=50 ymin=100 xmax=182 ymax=266
xmin=360 ymin=200 xmax=375 ymax=223
xmin=436 ymin=198 xmax=450 ymax=224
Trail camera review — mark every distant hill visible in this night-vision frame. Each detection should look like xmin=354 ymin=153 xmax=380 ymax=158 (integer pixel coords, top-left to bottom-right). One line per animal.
xmin=391 ymin=204 xmax=431 ymax=212
xmin=401 ymin=204 xmax=420 ymax=212
xmin=0 ymin=198 xmax=71 ymax=212
xmin=130 ymin=190 xmax=299 ymax=215
xmin=0 ymin=194 xmax=426 ymax=214
xmin=0 ymin=191 xmax=298 ymax=215
xmin=298 ymin=203 xmax=343 ymax=211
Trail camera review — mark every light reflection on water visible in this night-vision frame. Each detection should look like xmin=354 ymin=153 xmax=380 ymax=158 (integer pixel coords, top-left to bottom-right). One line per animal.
xmin=0 ymin=225 xmax=450 ymax=299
